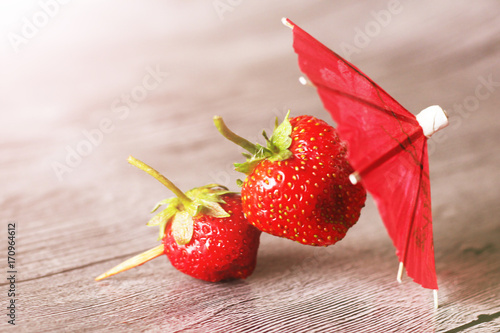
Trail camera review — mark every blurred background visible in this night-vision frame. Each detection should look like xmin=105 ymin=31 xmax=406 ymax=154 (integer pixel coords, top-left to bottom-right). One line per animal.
xmin=1 ymin=0 xmax=499 ymax=331
xmin=2 ymin=0 xmax=498 ymax=195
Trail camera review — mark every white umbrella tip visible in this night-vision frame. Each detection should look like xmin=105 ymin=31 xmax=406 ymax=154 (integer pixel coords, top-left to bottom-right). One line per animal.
xmin=416 ymin=105 xmax=449 ymax=138
xmin=433 ymin=290 xmax=439 ymax=309
xmin=397 ymin=262 xmax=404 ymax=283
xmin=349 ymin=172 xmax=360 ymax=185
xmin=282 ymin=17 xmax=294 ymax=29
xmin=299 ymin=76 xmax=315 ymax=87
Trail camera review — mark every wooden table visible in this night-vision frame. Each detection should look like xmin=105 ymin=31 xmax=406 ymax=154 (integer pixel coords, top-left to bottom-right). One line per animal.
xmin=2 ymin=1 xmax=499 ymax=332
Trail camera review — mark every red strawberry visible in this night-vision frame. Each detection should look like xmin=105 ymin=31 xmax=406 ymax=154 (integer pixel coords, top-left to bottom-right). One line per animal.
xmin=214 ymin=112 xmax=366 ymax=246
xmin=95 ymin=156 xmax=261 ymax=282
xmin=162 ymin=193 xmax=260 ymax=282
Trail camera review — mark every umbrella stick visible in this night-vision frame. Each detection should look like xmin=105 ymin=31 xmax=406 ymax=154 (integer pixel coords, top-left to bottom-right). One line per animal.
xmin=398 ymin=262 xmax=439 ymax=308
xmin=397 ymin=262 xmax=404 ymax=283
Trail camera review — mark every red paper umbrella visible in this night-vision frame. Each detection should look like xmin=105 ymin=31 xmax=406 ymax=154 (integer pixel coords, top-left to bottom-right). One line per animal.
xmin=283 ymin=18 xmax=448 ymax=305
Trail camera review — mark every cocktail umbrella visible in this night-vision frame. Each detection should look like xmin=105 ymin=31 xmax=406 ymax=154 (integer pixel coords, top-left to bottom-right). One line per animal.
xmin=283 ymin=18 xmax=449 ymax=307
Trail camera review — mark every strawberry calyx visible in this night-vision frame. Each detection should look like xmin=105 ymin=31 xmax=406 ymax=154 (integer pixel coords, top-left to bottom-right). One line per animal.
xmin=148 ymin=184 xmax=233 ymax=243
xmin=128 ymin=156 xmax=233 ymax=244
xmin=214 ymin=111 xmax=293 ymax=176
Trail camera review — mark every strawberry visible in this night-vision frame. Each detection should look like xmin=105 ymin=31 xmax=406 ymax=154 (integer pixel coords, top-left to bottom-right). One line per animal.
xmin=214 ymin=112 xmax=366 ymax=246
xmin=95 ymin=156 xmax=261 ymax=282
xmin=162 ymin=192 xmax=261 ymax=282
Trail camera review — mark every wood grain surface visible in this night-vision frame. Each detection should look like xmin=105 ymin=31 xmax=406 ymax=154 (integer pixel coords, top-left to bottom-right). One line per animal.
xmin=1 ymin=1 xmax=499 ymax=332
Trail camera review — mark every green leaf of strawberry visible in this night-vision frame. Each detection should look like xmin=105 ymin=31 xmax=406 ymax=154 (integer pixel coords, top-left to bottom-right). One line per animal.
xmin=128 ymin=157 xmax=233 ymax=243
xmin=214 ymin=111 xmax=293 ymax=175
xmin=268 ymin=111 xmax=293 ymax=155
xmin=170 ymin=211 xmax=193 ymax=245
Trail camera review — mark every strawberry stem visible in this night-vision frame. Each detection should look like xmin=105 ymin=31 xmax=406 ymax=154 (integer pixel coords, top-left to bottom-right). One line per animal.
xmin=95 ymin=244 xmax=164 ymax=281
xmin=128 ymin=156 xmax=192 ymax=206
xmin=213 ymin=116 xmax=257 ymax=154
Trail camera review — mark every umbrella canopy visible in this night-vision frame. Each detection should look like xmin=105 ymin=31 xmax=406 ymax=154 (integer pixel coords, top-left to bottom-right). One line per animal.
xmin=283 ymin=18 xmax=449 ymax=293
